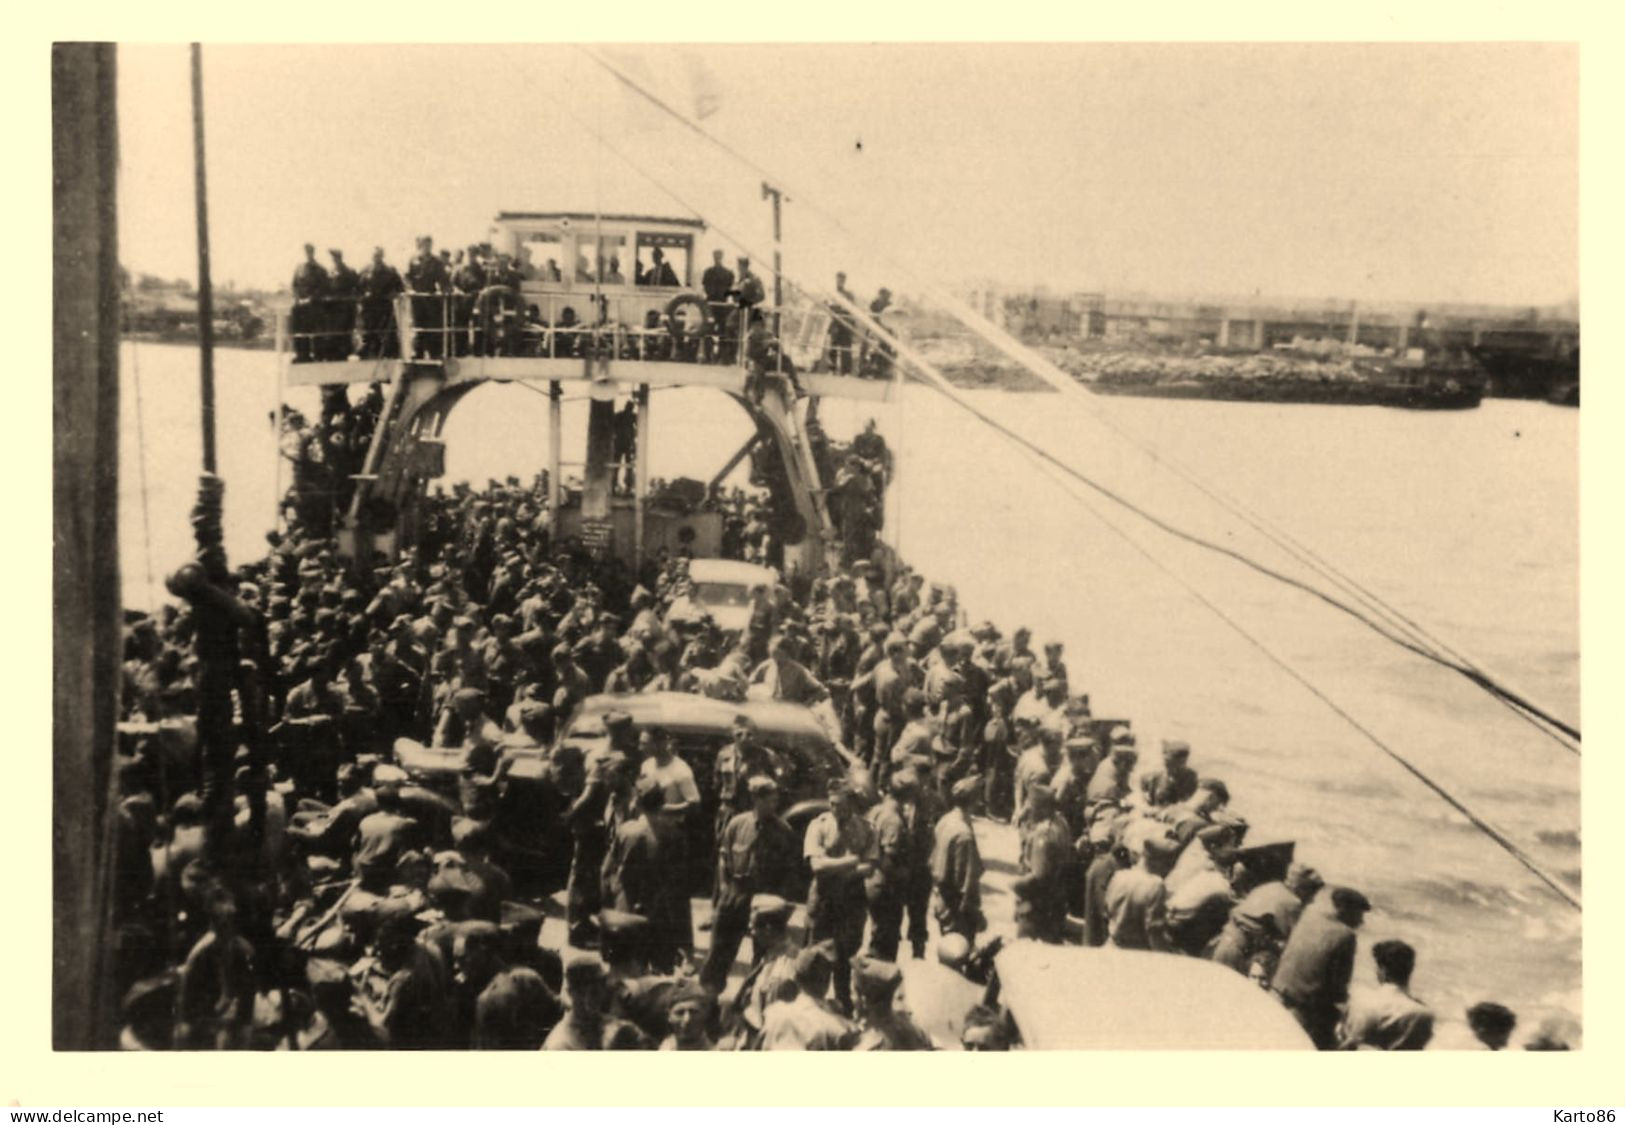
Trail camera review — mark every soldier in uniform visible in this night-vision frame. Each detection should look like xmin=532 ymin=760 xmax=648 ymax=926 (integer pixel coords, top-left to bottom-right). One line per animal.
xmin=700 ymin=249 xmax=734 ymax=361
xmin=324 ymin=248 xmax=360 ymax=361
xmin=358 ymin=246 xmax=404 ymax=359
xmin=562 ymin=737 xmax=626 ymax=947
xmin=710 ymin=715 xmax=783 ymax=847
xmin=452 ymin=245 xmax=487 ymax=357
xmin=758 ymin=942 xmax=858 ymax=1050
xmin=803 ymin=781 xmax=877 ymax=1014
xmin=405 ymin=236 xmax=451 ymax=360
xmin=540 ymin=949 xmax=649 ymax=1050
xmin=600 ymin=777 xmax=687 ymax=972
xmin=1141 ymin=739 xmax=1200 ymax=808
xmin=700 ymin=775 xmax=797 ymax=993
xmin=1012 ymin=783 xmax=1073 ymax=943
xmin=864 ymin=771 xmax=914 ymax=962
xmin=291 ymin=243 xmax=329 ymax=364
xmin=930 ymin=775 xmax=985 ymax=941
xmin=851 ymin=955 xmax=935 ymax=1050
xmin=725 ymin=894 xmax=800 ymax=1048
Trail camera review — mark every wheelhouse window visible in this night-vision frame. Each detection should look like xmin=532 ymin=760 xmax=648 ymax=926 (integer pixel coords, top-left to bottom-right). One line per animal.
xmin=596 ymin=233 xmax=629 ymax=286
xmin=521 ymin=233 xmax=564 ymax=282
xmin=636 ymin=231 xmax=692 ymax=288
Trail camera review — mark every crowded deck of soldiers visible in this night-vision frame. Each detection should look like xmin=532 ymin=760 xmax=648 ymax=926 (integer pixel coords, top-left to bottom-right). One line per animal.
xmin=108 ymin=368 xmax=1567 ymax=1053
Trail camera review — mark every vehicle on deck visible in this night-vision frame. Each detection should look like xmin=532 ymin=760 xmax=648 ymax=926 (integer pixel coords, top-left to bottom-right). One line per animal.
xmin=903 ymin=941 xmax=1313 ymax=1050
xmin=662 ymin=558 xmax=780 ymax=637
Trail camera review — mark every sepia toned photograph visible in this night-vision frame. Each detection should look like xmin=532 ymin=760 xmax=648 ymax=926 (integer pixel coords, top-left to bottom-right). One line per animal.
xmin=52 ymin=40 xmax=1580 ymax=1057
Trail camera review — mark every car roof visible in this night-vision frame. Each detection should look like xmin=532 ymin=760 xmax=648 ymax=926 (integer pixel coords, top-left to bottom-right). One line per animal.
xmin=993 ymin=941 xmax=1314 ymax=1050
xmin=572 ymin=691 xmax=827 ymax=740
xmin=683 ymin=559 xmax=779 ymax=588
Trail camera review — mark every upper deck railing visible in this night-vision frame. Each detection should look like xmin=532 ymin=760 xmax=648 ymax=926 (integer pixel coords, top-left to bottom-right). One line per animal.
xmin=277 ymin=287 xmax=900 ymax=401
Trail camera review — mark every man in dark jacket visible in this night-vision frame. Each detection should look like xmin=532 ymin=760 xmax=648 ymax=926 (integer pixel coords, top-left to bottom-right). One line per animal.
xmin=359 ymin=246 xmax=405 ymax=358
xmin=1272 ymin=886 xmax=1371 ymax=1049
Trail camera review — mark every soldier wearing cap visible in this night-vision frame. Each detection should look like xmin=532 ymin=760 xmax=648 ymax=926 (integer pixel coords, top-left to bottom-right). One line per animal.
xmin=1142 ymin=739 xmax=1199 ymax=808
xmin=725 ymin=894 xmax=799 ymax=1045
xmin=291 ymin=242 xmax=329 ymax=364
xmin=1013 ymin=783 xmax=1073 ymax=943
xmin=540 ymin=949 xmax=649 ymax=1050
xmin=850 ymin=954 xmax=935 ymax=1050
xmin=931 ymin=775 xmax=985 ymax=940
xmin=432 ymin=685 xmax=502 ymax=754
xmin=550 ymin=643 xmax=593 ymax=720
xmin=758 ymin=942 xmax=859 ymax=1050
xmin=1273 ymin=885 xmax=1371 ymax=1049
xmin=1085 ymin=740 xmax=1139 ymax=820
xmin=1012 ymin=726 xmax=1061 ymax=827
xmin=563 ymin=725 xmax=627 ymax=945
xmin=324 ymin=248 xmax=360 ymax=360
xmin=886 ymin=687 xmax=935 ymax=785
xmin=1210 ymin=862 xmax=1321 ymax=982
xmin=803 ymin=781 xmax=878 ymax=1013
xmin=405 ymin=235 xmax=450 ymax=360
xmin=660 ymin=980 xmax=716 ymax=1051
xmin=702 ymin=774 xmax=797 ymax=992
xmin=864 ymin=771 xmax=915 ymax=961
xmin=453 ymin=921 xmax=562 ymax=1050
xmin=712 ymin=714 xmax=783 ymax=844
xmin=358 ymin=245 xmax=404 ymax=358
xmin=601 ymin=774 xmax=689 ymax=972
xmin=1105 ymin=833 xmax=1177 ymax=952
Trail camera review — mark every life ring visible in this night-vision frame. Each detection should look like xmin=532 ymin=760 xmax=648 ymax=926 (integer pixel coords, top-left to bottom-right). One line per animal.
xmin=664 ymin=294 xmax=712 ymax=340
xmin=474 ymin=284 xmax=520 ymax=353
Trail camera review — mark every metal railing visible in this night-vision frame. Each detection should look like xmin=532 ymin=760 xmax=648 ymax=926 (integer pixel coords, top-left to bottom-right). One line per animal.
xmin=282 ymin=287 xmax=900 ymax=381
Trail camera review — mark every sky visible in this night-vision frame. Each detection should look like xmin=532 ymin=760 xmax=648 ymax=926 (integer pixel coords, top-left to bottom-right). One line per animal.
xmin=115 ymin=42 xmax=1578 ymax=308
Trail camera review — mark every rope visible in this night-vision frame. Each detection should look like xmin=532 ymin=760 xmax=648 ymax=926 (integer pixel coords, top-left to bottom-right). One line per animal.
xmin=999 ymin=421 xmax=1583 ymax=911
xmin=582 ymin=44 xmax=1582 ymax=749
xmin=524 ymin=55 xmax=1583 ymax=907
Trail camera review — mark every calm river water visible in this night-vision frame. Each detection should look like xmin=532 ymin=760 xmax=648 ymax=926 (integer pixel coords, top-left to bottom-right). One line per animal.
xmin=119 ymin=342 xmax=1581 ymax=1046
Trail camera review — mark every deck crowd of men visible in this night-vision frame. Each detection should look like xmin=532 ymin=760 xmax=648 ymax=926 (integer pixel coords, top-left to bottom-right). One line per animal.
xmin=109 ymin=415 xmax=1559 ymax=1051
xmin=288 ymin=239 xmax=896 ymax=380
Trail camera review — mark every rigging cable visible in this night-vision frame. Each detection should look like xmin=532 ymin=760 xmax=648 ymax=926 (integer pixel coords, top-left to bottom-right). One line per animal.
xmin=557 ymin=116 xmax=1582 ymax=909
xmin=581 ymin=44 xmax=1581 ymax=748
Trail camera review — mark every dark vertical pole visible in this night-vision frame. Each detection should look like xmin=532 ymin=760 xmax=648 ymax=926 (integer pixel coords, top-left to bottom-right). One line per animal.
xmin=52 ymin=40 xmax=121 ymax=1051
xmin=762 ymin=181 xmax=785 ymax=344
xmin=191 ymin=42 xmax=217 ymax=473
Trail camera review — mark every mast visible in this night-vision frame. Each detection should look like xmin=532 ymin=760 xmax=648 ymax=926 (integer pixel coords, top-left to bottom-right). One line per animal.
xmin=51 ymin=41 xmax=122 ymax=1050
xmin=191 ymin=43 xmax=218 ymax=472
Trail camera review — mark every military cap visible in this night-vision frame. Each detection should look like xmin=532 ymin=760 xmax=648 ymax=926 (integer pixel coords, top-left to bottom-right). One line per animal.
xmin=746 ymin=774 xmax=779 ymax=797
xmin=883 ymin=633 xmax=908 ymax=655
xmin=598 ymin=909 xmax=650 ymax=939
xmin=950 ymin=775 xmax=983 ymax=801
xmin=1285 ymin=863 xmax=1324 ymax=895
xmin=889 ymin=771 xmax=918 ymax=797
xmin=1161 ymin=739 xmax=1192 ymax=757
xmin=1198 ymin=778 xmax=1231 ymax=803
xmin=550 ymin=643 xmax=574 ymax=661
xmin=451 ymin=817 xmax=491 ymax=849
xmin=1109 ymin=725 xmax=1135 ymax=745
xmin=731 ymin=713 xmax=758 ymax=735
xmin=1143 ymin=835 xmax=1182 ymax=862
xmin=1330 ymin=887 xmax=1372 ymax=914
xmin=172 ymin=792 xmax=203 ymax=818
xmin=1088 ymin=817 xmax=1119 ymax=846
xmin=372 ymin=763 xmax=408 ymax=784
xmin=602 ymin=710 xmax=633 ymax=733
xmin=851 ymin=954 xmax=904 ymax=1000
xmin=562 ymin=948 xmax=607 ymax=977
xmin=907 ymin=619 xmax=941 ymax=646
xmin=667 ymin=980 xmax=713 ymax=1013
xmin=452 ymin=686 xmax=485 ymax=705
xmin=749 ymin=893 xmax=792 ymax=923
xmin=518 ymin=699 xmax=553 ymax=725
xmin=970 ymin=620 xmax=1001 ymax=641
xmin=794 ymin=941 xmax=836 ymax=978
